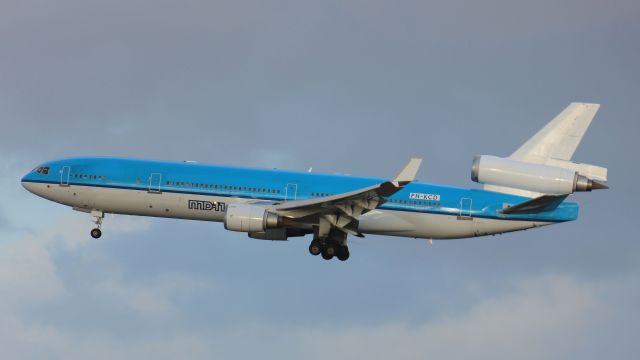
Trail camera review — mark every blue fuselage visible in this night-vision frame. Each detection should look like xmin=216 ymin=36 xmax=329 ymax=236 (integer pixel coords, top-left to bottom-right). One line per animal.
xmin=21 ymin=157 xmax=579 ymax=226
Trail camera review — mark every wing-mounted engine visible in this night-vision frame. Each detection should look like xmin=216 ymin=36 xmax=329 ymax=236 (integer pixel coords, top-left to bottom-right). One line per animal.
xmin=224 ymin=204 xmax=282 ymax=232
xmin=224 ymin=204 xmax=311 ymax=241
xmin=471 ymin=155 xmax=608 ymax=195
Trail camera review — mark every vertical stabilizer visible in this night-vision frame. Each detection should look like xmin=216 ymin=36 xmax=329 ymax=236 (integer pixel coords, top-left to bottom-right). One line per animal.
xmin=483 ymin=102 xmax=607 ymax=198
xmin=511 ymin=102 xmax=600 ymax=163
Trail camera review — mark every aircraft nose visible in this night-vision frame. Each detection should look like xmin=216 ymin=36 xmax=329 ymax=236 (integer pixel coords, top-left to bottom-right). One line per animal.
xmin=21 ymin=170 xmax=40 ymax=194
xmin=21 ymin=173 xmax=33 ymax=192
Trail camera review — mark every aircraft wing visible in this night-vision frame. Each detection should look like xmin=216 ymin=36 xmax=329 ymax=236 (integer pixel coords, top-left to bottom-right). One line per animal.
xmin=271 ymin=158 xmax=422 ymax=236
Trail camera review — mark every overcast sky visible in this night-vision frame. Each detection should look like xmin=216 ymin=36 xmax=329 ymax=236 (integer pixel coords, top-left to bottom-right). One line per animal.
xmin=1 ymin=0 xmax=639 ymax=359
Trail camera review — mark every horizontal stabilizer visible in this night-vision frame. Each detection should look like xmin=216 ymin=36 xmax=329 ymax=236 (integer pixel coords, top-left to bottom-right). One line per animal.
xmin=499 ymin=194 xmax=568 ymax=215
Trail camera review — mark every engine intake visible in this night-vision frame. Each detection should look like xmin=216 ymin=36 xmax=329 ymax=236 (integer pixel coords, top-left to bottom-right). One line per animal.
xmin=224 ymin=204 xmax=281 ymax=232
xmin=471 ymin=155 xmax=607 ymax=194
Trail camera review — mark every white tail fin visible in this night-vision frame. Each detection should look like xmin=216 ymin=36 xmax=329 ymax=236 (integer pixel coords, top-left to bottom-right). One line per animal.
xmin=484 ymin=102 xmax=607 ymax=198
xmin=511 ymin=102 xmax=600 ymax=163
xmin=509 ymin=102 xmax=606 ymax=182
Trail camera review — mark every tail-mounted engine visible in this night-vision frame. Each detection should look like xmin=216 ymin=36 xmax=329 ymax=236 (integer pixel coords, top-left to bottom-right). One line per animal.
xmin=471 ymin=155 xmax=608 ymax=195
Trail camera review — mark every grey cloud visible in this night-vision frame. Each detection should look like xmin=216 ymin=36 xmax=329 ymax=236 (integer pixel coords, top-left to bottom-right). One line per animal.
xmin=2 ymin=222 xmax=639 ymax=360
xmin=0 ymin=208 xmax=8 ymax=229
xmin=0 ymin=0 xmax=638 ymax=358
xmin=1 ymin=0 xmax=638 ymax=174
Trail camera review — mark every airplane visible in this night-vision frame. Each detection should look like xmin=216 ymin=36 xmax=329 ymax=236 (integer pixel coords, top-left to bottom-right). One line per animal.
xmin=21 ymin=103 xmax=608 ymax=261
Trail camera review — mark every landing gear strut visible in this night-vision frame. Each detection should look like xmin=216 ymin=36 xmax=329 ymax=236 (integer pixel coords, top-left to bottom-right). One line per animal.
xmin=90 ymin=210 xmax=104 ymax=239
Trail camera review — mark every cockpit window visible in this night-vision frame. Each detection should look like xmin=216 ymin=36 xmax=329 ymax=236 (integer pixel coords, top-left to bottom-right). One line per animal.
xmin=33 ymin=166 xmax=50 ymax=175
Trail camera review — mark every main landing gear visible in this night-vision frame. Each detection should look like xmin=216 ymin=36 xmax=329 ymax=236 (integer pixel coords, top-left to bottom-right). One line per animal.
xmin=309 ymin=224 xmax=350 ymax=261
xmin=309 ymin=239 xmax=350 ymax=261
xmin=90 ymin=210 xmax=104 ymax=239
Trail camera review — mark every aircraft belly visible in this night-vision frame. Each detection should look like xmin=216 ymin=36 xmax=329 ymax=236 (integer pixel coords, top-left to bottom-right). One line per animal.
xmin=94 ymin=187 xmax=228 ymax=221
xmin=473 ymin=217 xmax=551 ymax=236
xmin=359 ymin=210 xmax=475 ymax=239
xmin=357 ymin=210 xmax=416 ymax=233
xmin=359 ymin=209 xmax=552 ymax=239
xmin=27 ymin=182 xmax=554 ymax=240
xmin=37 ymin=183 xmax=229 ymax=222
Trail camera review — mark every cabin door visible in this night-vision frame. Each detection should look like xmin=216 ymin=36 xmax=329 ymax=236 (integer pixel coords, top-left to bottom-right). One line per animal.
xmin=149 ymin=173 xmax=162 ymax=193
xmin=285 ymin=183 xmax=298 ymax=201
xmin=459 ymin=197 xmax=472 ymax=219
xmin=60 ymin=166 xmax=70 ymax=186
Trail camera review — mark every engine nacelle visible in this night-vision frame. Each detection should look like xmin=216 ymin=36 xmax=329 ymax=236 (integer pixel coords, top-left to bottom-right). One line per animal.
xmin=248 ymin=229 xmax=288 ymax=241
xmin=471 ymin=155 xmax=604 ymax=194
xmin=224 ymin=204 xmax=281 ymax=232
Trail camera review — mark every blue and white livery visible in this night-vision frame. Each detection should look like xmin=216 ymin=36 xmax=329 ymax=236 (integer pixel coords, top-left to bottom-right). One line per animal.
xmin=22 ymin=103 xmax=608 ymax=261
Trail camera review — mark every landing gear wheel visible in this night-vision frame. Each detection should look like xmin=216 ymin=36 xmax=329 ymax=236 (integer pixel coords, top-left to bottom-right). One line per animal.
xmin=309 ymin=242 xmax=322 ymax=256
xmin=336 ymin=246 xmax=350 ymax=261
xmin=90 ymin=228 xmax=102 ymax=239
xmin=322 ymin=245 xmax=336 ymax=260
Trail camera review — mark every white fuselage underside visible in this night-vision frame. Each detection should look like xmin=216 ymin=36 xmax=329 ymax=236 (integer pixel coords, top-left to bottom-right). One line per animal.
xmin=23 ymin=182 xmax=551 ymax=240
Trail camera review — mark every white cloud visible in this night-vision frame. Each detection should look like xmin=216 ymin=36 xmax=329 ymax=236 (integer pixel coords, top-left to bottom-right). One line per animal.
xmin=196 ymin=275 xmax=638 ymax=360
xmin=290 ymin=275 xmax=601 ymax=360
xmin=93 ymin=272 xmax=209 ymax=321
xmin=0 ymin=207 xmax=637 ymax=360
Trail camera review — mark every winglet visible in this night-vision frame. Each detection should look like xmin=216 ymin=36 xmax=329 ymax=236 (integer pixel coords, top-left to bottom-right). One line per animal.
xmin=392 ymin=158 xmax=422 ymax=187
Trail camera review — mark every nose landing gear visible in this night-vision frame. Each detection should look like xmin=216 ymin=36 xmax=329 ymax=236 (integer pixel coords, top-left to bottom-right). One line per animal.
xmin=91 ymin=228 xmax=102 ymax=239
xmin=90 ymin=210 xmax=104 ymax=239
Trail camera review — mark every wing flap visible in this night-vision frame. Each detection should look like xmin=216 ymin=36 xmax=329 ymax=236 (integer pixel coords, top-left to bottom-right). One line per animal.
xmin=274 ymin=158 xmax=421 ymax=214
xmin=271 ymin=158 xmax=422 ymax=235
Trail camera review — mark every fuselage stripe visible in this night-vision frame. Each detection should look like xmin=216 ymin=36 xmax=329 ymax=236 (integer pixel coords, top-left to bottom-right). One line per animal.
xmin=21 ymin=179 xmax=566 ymax=223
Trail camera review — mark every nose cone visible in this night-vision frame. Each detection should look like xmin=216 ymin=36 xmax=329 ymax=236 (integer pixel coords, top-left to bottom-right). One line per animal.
xmin=21 ymin=173 xmax=36 ymax=193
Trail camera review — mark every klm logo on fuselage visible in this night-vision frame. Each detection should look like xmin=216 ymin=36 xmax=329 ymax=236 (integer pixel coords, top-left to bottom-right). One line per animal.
xmin=188 ymin=200 xmax=226 ymax=212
